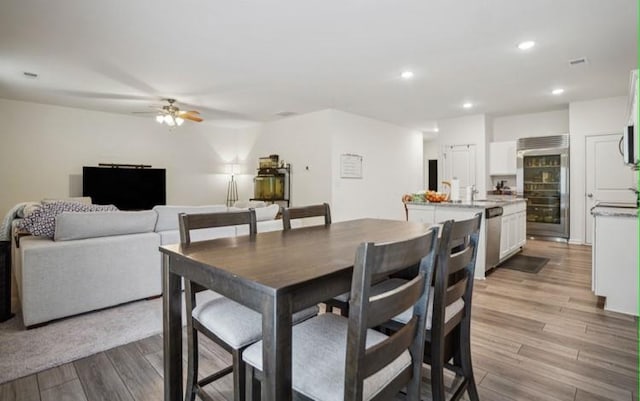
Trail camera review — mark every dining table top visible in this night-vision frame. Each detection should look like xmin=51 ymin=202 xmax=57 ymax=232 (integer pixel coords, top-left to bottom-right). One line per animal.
xmin=160 ymin=217 xmax=432 ymax=294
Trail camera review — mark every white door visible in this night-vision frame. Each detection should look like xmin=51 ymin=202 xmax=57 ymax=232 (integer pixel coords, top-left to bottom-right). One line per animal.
xmin=442 ymin=144 xmax=476 ymax=189
xmin=585 ymin=134 xmax=637 ymax=244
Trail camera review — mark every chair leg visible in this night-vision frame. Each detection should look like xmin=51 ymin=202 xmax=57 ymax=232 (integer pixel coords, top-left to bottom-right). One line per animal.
xmin=185 ymin=281 xmax=199 ymax=401
xmin=233 ymin=350 xmax=246 ymax=401
xmin=459 ymin=321 xmax=479 ymax=401
xmin=428 ymin=336 xmax=446 ymax=401
xmin=185 ymin=327 xmax=199 ymax=401
xmin=245 ymin=364 xmax=261 ymax=401
xmin=339 ymin=305 xmax=349 ymax=317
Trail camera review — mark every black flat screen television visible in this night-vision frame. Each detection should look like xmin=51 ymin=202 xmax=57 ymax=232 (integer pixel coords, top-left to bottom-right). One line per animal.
xmin=82 ymin=166 xmax=166 ymax=210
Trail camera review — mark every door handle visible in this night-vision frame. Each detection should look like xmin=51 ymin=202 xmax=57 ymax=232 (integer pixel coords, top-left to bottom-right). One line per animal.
xmin=587 ymin=193 xmax=593 ymax=198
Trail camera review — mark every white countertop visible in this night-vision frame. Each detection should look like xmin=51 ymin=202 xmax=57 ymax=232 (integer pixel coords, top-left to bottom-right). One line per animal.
xmin=591 ymin=204 xmax=638 ymax=218
xmin=406 ymin=198 xmax=526 ymax=209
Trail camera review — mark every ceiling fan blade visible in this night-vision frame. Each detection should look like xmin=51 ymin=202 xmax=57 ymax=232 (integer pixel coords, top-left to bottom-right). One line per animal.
xmin=181 ymin=113 xmax=204 ymax=122
xmin=178 ymin=110 xmax=200 ymax=117
xmin=180 ymin=102 xmax=249 ymax=120
xmin=52 ymin=89 xmax=158 ymax=101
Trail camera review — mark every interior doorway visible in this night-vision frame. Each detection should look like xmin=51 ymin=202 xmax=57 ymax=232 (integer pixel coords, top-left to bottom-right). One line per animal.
xmin=427 ymin=160 xmax=438 ymax=191
xmin=584 ymin=134 xmax=637 ymax=244
xmin=442 ymin=144 xmax=477 ymax=189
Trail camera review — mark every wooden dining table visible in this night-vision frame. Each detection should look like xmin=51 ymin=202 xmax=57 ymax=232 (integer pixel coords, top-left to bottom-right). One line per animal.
xmin=160 ymin=218 xmax=431 ymax=401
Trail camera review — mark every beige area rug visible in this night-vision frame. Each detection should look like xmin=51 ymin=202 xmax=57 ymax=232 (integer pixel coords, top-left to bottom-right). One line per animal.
xmin=0 ymin=292 xmax=217 ymax=384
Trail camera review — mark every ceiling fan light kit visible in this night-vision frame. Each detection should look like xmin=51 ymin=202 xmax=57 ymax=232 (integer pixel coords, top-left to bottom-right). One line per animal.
xmin=151 ymin=98 xmax=202 ymax=127
xmin=156 ymin=114 xmax=184 ymax=126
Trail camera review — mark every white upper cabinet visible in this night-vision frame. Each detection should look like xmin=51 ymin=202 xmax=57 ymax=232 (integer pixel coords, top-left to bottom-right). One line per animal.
xmin=489 ymin=141 xmax=517 ymax=175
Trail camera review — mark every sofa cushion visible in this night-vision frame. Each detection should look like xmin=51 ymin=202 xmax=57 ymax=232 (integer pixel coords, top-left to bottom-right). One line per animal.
xmin=157 ymin=226 xmax=237 ymax=246
xmin=153 ymin=205 xmax=228 ymax=232
xmin=233 ymin=200 xmax=267 ymax=209
xmin=54 ymin=210 xmax=158 ymax=241
xmin=42 ymin=196 xmax=92 ymax=205
xmin=19 ymin=201 xmax=118 ymax=238
xmin=229 ymin=204 xmax=280 ymax=222
xmin=229 ymin=204 xmax=280 ymax=221
xmin=255 ymin=204 xmax=280 ymax=221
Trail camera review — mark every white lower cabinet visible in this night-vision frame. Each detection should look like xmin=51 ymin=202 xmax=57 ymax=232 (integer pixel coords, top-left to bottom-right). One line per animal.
xmin=405 ymin=205 xmax=435 ymax=224
xmin=499 ymin=214 xmax=512 ymax=260
xmin=592 ymin=212 xmax=638 ymax=316
xmin=499 ymin=204 xmax=526 ymax=262
xmin=407 ymin=204 xmax=487 ymax=279
xmin=515 ymin=211 xmax=526 ymax=248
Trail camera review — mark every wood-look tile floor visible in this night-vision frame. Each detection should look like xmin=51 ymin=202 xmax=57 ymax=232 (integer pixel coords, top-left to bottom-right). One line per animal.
xmin=1 ymin=240 xmax=637 ymax=401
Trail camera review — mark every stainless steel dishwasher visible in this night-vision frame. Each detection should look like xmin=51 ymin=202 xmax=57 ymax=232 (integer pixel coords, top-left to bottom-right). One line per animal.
xmin=485 ymin=206 xmax=503 ymax=270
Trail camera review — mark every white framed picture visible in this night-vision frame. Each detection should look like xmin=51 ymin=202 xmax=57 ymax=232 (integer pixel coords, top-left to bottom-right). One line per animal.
xmin=340 ymin=153 xmax=363 ymax=179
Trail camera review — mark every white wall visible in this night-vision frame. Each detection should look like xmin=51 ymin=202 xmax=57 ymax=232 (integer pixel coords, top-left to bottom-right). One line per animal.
xmin=0 ymin=98 xmax=259 ymax=216
xmin=484 ymin=115 xmax=493 ymax=191
xmin=251 ymin=109 xmax=423 ymax=221
xmin=329 ymin=110 xmax=423 ymax=222
xmin=434 ymin=114 xmax=488 ymax=195
xmin=488 ymin=109 xmax=570 ymax=191
xmin=569 ymin=96 xmax=628 ymax=244
xmin=493 ymin=109 xmax=569 ymax=141
xmin=246 ymin=110 xmax=333 ymax=207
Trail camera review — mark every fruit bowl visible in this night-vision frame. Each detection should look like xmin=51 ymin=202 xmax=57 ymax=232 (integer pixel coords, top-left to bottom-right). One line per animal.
xmin=425 ymin=191 xmax=448 ymax=203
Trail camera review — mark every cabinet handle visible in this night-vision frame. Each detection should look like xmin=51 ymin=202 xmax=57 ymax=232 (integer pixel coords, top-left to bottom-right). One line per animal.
xmin=587 ymin=193 xmax=593 ymax=198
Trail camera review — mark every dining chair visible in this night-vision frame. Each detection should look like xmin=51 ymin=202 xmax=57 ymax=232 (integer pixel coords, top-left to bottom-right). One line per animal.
xmin=242 ymin=226 xmax=440 ymax=401
xmin=282 ymin=202 xmax=331 ymax=230
xmin=385 ymin=213 xmax=482 ymax=401
xmin=179 ymin=209 xmax=318 ymax=401
xmin=282 ymin=203 xmax=344 ymax=315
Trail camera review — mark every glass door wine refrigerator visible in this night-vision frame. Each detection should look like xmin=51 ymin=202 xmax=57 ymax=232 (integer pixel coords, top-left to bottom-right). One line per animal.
xmin=516 ymin=135 xmax=570 ymax=240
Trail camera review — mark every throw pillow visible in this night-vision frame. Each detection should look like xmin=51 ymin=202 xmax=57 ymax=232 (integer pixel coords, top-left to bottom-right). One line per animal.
xmin=18 ymin=201 xmax=118 ymax=238
xmin=17 ymin=202 xmax=41 ymax=218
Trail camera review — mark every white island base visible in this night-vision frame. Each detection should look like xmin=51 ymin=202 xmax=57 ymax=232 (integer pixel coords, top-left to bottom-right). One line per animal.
xmin=406 ymin=199 xmax=527 ymax=279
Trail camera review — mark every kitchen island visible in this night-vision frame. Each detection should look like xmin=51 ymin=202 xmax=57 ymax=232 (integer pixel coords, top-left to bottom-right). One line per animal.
xmin=405 ymin=198 xmax=527 ymax=279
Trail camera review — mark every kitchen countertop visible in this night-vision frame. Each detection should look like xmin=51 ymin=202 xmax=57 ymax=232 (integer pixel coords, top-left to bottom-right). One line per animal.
xmin=591 ymin=204 xmax=638 ymax=218
xmin=406 ymin=198 xmax=526 ymax=209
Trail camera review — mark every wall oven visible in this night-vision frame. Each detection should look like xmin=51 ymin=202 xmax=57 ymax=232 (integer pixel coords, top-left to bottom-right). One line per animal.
xmin=516 ymin=134 xmax=570 ymax=240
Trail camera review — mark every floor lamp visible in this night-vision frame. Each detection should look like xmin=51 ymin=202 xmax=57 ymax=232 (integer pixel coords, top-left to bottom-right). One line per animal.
xmin=226 ymin=165 xmax=239 ymax=207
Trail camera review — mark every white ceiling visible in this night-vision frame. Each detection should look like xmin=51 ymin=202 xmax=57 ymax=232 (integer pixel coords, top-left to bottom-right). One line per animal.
xmin=0 ymin=0 xmax=636 ymax=130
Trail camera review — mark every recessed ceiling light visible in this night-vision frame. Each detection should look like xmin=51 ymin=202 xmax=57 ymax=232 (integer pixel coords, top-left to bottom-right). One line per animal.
xmin=552 ymin=88 xmax=565 ymax=95
xmin=401 ymin=71 xmax=414 ymax=80
xmin=434 ymin=127 xmax=440 ymax=132
xmin=517 ymin=41 xmax=536 ymax=50
xmin=463 ymin=102 xmax=473 ymax=109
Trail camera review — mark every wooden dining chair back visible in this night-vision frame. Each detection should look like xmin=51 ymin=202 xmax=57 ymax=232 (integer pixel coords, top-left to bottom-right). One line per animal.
xmin=428 ymin=212 xmax=482 ymax=401
xmin=282 ymin=202 xmax=331 ymax=230
xmin=178 ymin=209 xmax=259 ymax=401
xmin=242 ymin=227 xmax=439 ymax=401
xmin=344 ymin=227 xmax=439 ymax=400
xmin=179 ymin=209 xmax=257 ymax=246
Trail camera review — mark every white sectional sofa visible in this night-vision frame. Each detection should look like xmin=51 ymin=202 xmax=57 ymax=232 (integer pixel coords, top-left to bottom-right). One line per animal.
xmin=12 ymin=203 xmax=282 ymax=327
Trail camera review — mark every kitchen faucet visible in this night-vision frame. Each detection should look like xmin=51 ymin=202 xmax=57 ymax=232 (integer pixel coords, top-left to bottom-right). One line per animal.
xmin=470 ymin=185 xmax=479 ymax=201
